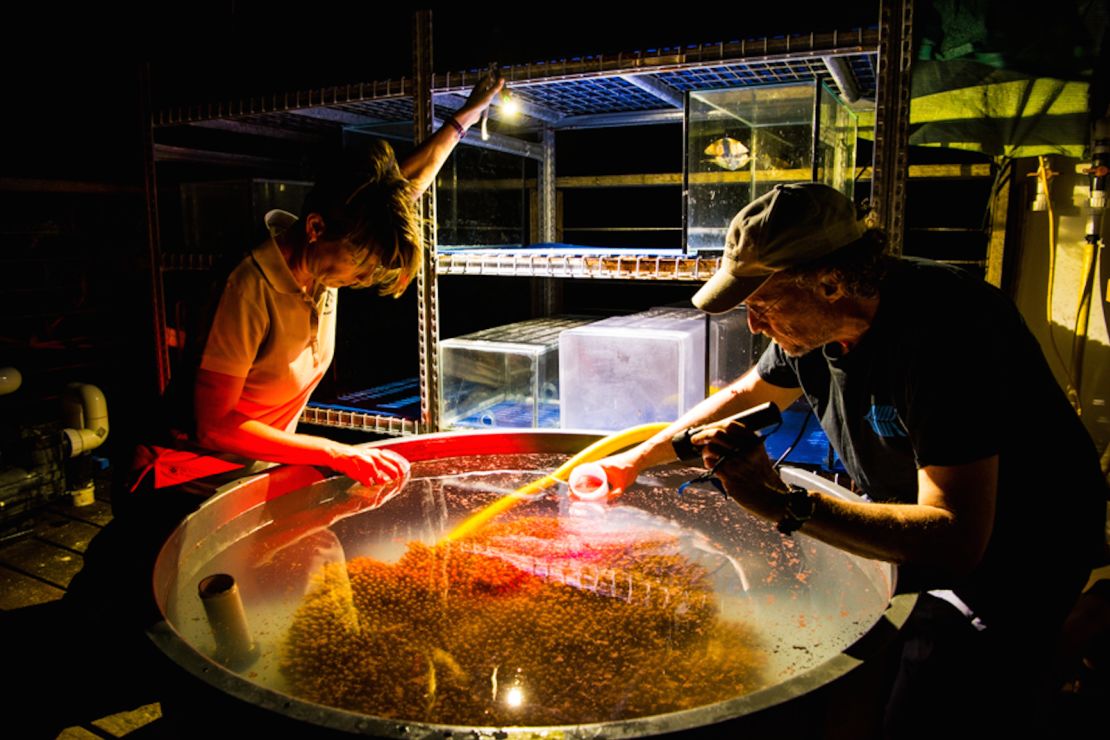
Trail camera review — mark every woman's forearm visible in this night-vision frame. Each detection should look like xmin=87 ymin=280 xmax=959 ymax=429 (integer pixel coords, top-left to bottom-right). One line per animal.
xmin=197 ymin=415 xmax=343 ymax=468
xmin=400 ymin=78 xmax=503 ymax=196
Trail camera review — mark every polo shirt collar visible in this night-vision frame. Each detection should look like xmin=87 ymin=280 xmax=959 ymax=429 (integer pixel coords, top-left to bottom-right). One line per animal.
xmin=253 ymin=209 xmax=302 ymax=295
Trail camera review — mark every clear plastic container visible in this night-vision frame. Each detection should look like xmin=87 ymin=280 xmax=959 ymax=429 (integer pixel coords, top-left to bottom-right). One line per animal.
xmin=559 ymin=309 xmax=706 ymax=431
xmin=634 ymin=304 xmax=765 ymax=394
xmin=440 ymin=317 xmax=591 ymax=429
xmin=708 ymin=306 xmax=766 ymax=393
xmin=567 ymin=461 xmax=610 ymax=501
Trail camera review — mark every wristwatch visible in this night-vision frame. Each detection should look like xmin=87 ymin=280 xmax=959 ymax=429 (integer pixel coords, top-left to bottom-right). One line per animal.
xmin=776 ymin=485 xmax=814 ymax=535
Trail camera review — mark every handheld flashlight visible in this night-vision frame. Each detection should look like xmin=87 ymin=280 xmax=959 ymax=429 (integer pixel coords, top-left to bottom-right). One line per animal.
xmin=670 ymin=402 xmax=782 ymax=463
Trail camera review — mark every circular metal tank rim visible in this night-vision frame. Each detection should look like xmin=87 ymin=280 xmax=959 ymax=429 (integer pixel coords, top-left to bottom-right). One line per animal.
xmin=150 ymin=428 xmax=918 ymax=738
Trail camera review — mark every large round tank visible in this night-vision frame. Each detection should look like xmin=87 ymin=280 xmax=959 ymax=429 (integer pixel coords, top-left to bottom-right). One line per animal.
xmin=149 ymin=430 xmax=914 ymax=738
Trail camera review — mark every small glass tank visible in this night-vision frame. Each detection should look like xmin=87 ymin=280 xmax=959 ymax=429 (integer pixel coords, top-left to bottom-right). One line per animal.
xmin=685 ymin=81 xmax=858 ymax=253
xmin=441 ymin=317 xmax=592 ymax=429
xmin=437 ymin=145 xmax=534 ymax=248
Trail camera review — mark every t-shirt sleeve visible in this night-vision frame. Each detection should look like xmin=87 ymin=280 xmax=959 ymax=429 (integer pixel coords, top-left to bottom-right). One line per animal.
xmin=200 ymin=272 xmax=269 ymax=378
xmin=756 ymin=342 xmax=801 ymax=389
xmin=901 ymin=317 xmax=1003 ymax=468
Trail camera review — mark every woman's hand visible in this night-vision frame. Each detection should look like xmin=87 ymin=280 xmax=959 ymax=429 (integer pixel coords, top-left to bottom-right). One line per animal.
xmin=452 ymin=74 xmax=506 ymax=130
xmin=331 ymin=446 xmax=411 ymax=487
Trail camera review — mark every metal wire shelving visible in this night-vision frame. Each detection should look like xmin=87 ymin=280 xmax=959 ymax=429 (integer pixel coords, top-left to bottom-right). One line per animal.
xmin=148 ymin=17 xmax=898 ymax=436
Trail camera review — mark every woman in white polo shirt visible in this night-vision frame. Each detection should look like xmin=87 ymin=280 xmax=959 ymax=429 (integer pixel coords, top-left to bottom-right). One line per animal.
xmin=193 ymin=75 xmax=504 ymax=488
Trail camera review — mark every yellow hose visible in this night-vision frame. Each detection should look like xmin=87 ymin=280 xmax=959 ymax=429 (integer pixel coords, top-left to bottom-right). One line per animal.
xmin=442 ymin=422 xmax=670 ymax=542
xmin=1040 ymin=155 xmax=1057 ymax=328
xmin=1068 ymin=238 xmax=1098 ymax=414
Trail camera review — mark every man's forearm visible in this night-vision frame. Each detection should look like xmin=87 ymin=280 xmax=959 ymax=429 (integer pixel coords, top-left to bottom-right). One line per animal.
xmin=796 ymin=495 xmax=966 ymax=566
xmin=722 ymin=457 xmax=996 ymax=574
xmin=629 ymin=367 xmax=801 ymax=470
xmin=628 ymin=390 xmax=751 ymax=469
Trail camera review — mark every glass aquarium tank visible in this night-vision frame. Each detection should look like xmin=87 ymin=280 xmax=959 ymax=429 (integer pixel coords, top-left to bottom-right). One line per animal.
xmin=440 ymin=317 xmax=591 ymax=429
xmin=177 ymin=178 xmax=313 ymax=254
xmin=685 ymin=81 xmax=857 ymax=253
xmin=437 ymin=145 xmax=534 ymax=248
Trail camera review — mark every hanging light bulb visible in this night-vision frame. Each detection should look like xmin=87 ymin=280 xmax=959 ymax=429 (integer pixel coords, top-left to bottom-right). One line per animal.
xmin=482 ymin=88 xmax=519 ymax=141
xmin=500 ymin=90 xmax=520 ymax=118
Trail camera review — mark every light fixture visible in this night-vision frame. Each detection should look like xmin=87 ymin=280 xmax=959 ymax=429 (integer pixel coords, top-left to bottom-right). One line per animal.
xmin=500 ymin=91 xmax=520 ymax=118
xmin=482 ymin=88 xmax=519 ymax=141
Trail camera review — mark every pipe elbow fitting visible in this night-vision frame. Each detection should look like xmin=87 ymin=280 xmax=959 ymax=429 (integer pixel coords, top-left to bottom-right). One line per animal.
xmin=62 ymin=382 xmax=109 ymax=455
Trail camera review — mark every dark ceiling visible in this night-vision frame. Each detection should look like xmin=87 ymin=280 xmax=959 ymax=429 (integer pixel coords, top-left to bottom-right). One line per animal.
xmin=143 ymin=4 xmax=884 ymax=108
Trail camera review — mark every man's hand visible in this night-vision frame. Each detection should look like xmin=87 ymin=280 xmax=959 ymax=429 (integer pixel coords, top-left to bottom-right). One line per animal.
xmin=691 ymin=419 xmax=788 ymax=518
xmin=593 ymin=449 xmax=644 ymax=499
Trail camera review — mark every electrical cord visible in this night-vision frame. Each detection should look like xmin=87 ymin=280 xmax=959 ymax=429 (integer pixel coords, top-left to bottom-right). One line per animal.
xmin=676 ymin=453 xmax=734 ymax=499
xmin=675 ymin=420 xmax=787 ymax=499
xmin=772 ymin=413 xmax=810 ymax=470
xmin=1068 ymin=236 xmax=1099 ymax=415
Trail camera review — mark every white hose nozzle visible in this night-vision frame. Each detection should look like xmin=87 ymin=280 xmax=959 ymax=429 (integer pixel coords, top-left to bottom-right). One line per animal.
xmin=568 ymin=462 xmax=610 ymax=501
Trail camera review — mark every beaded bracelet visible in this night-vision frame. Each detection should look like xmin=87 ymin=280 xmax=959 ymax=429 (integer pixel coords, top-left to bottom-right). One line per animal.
xmin=444 ymin=115 xmax=465 ymax=139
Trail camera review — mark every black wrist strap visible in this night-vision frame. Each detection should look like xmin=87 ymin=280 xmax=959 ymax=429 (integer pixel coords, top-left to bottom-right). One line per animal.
xmin=444 ymin=115 xmax=465 ymax=138
xmin=776 ymin=485 xmax=814 ymax=535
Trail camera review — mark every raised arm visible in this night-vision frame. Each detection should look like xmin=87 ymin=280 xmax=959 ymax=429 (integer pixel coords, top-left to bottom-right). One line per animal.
xmin=399 ymin=75 xmax=504 ymax=198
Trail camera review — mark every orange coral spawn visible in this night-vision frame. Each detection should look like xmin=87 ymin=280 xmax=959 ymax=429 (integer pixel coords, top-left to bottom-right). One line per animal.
xmin=280 ymin=515 xmax=766 ymax=726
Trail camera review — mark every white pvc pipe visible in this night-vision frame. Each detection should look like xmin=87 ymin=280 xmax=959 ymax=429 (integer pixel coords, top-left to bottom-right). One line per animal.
xmin=62 ymin=382 xmax=109 ymax=456
xmin=198 ymin=573 xmax=257 ymax=669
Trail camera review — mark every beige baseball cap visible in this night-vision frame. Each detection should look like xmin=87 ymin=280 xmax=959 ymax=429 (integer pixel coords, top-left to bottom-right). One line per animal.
xmin=692 ymin=183 xmax=864 ymax=313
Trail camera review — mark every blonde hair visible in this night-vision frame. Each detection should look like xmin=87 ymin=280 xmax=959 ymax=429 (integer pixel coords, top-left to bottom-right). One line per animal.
xmin=302 ymin=140 xmax=423 ymax=298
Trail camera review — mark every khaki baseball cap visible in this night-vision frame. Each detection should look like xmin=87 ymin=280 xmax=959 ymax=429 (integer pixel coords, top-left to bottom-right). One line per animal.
xmin=692 ymin=183 xmax=864 ymax=313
